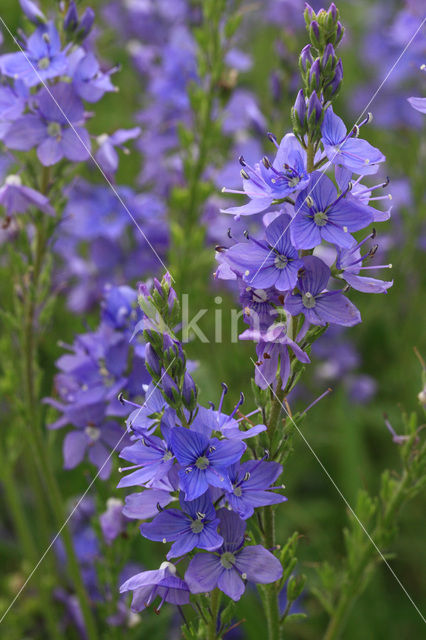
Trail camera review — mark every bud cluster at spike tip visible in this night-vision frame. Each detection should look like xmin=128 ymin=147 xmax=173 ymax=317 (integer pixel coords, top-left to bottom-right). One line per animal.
xmin=291 ymin=4 xmax=345 ymax=142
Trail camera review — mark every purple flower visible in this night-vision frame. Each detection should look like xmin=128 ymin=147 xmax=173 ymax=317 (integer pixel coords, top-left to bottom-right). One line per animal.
xmin=120 ymin=562 xmax=190 ymax=613
xmin=291 ymin=172 xmax=373 ymax=250
xmin=170 ymin=427 xmax=245 ymax=501
xmin=140 ymin=493 xmax=223 ymax=559
xmin=221 ymin=134 xmax=309 ymax=218
xmin=240 ymin=323 xmax=310 ymax=389
xmin=185 ymin=509 xmax=282 ymax=601
xmin=0 ymin=174 xmax=54 ymax=216
xmin=4 ymin=83 xmax=90 ymax=166
xmin=407 ymin=96 xmax=426 ymax=114
xmin=123 ymin=489 xmax=175 ymax=521
xmin=62 ymin=417 xmax=124 ymax=480
xmin=95 ymin=127 xmax=141 ymax=178
xmin=321 ymin=107 xmax=385 ymax=175
xmin=0 ymin=22 xmax=67 ymax=87
xmin=117 ymin=425 xmax=175 ymax=489
xmin=223 ymin=460 xmax=287 ymax=519
xmin=336 ymin=237 xmax=393 ymax=294
xmin=100 ymin=498 xmax=127 ymax=545
xmin=67 ymin=48 xmax=117 ymax=103
xmin=223 ymin=214 xmax=303 ymax=291
xmin=285 ymin=255 xmax=361 ymax=327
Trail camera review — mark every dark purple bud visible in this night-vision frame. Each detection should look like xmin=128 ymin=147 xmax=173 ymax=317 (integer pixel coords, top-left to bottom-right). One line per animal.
xmin=294 ymin=89 xmax=306 ymax=123
xmin=309 ymin=58 xmax=321 ymax=89
xmin=145 ymin=343 xmax=161 ymax=377
xmin=307 ymin=91 xmax=323 ymax=124
xmin=167 ymin=285 xmax=177 ymax=313
xmin=19 ymin=0 xmax=46 ymax=24
xmin=299 ymin=44 xmax=313 ymax=72
xmin=328 ymin=3 xmax=338 ymax=23
xmin=324 ymin=58 xmax=343 ymax=98
xmin=182 ymin=372 xmax=197 ymax=411
xmin=310 ymin=20 xmax=320 ymax=41
xmin=322 ymin=43 xmax=335 ymax=70
xmin=63 ymin=1 xmax=78 ymax=32
xmin=161 ymin=371 xmax=180 ymax=406
xmin=76 ymin=7 xmax=95 ymax=40
xmin=304 ymin=3 xmax=315 ymax=24
xmin=335 ymin=21 xmax=343 ymax=46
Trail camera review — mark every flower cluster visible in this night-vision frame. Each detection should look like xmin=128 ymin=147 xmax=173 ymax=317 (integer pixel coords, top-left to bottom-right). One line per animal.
xmin=217 ymin=3 xmax=393 ymax=390
xmin=0 ymin=0 xmax=139 ymax=220
xmin=118 ymin=275 xmax=285 ymax=611
xmin=45 ymin=284 xmax=147 ymax=478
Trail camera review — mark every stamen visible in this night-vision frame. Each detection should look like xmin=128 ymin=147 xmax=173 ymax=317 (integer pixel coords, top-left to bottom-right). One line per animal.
xmin=303 ymin=388 xmax=332 ymax=414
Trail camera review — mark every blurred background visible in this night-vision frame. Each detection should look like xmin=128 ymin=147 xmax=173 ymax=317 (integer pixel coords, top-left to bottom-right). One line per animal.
xmin=0 ymin=1 xmax=424 ymax=638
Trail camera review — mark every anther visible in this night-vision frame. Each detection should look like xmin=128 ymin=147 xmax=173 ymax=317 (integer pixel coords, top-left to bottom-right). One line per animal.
xmin=240 ymin=169 xmax=250 ymax=180
xmin=239 ymin=155 xmax=246 ymax=166
xmin=227 ymin=228 xmax=232 ymax=238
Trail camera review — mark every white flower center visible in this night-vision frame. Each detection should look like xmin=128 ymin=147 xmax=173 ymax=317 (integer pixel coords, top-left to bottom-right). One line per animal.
xmin=5 ymin=174 xmax=22 ymax=186
xmin=302 ymin=292 xmax=316 ymax=308
xmin=85 ymin=426 xmax=101 ymax=441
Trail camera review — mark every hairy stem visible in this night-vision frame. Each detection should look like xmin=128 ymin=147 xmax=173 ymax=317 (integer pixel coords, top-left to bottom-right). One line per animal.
xmin=207 ymin=589 xmax=222 ymax=640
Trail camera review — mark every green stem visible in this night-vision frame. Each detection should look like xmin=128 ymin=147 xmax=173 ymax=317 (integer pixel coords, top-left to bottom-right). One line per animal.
xmin=306 ymin=139 xmax=315 ymax=173
xmin=207 ymin=589 xmax=222 ymax=640
xmin=0 ymin=446 xmax=61 ymax=639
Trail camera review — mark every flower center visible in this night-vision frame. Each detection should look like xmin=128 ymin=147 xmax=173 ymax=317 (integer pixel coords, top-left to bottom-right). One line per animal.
xmin=162 ymin=450 xmax=173 ymax=462
xmin=191 ymin=519 xmax=204 ymax=534
xmin=274 ymin=254 xmax=288 ymax=269
xmin=288 ymin=176 xmax=300 ymax=187
xmin=85 ymin=426 xmax=101 ymax=441
xmin=252 ymin=289 xmax=268 ymax=303
xmin=314 ymin=211 xmax=328 ymax=227
xmin=5 ymin=174 xmax=22 ymax=186
xmin=195 ymin=456 xmax=209 ymax=470
xmin=38 ymin=56 xmax=50 ymax=70
xmin=302 ymin=292 xmax=316 ymax=309
xmin=233 ymin=486 xmax=242 ymax=497
xmin=220 ymin=552 xmax=236 ymax=569
xmin=47 ymin=122 xmax=62 ymax=139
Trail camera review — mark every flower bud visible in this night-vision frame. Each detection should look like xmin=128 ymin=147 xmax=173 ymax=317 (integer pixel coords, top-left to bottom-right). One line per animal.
xmin=161 ymin=371 xmax=181 ymax=407
xmin=307 ymin=91 xmax=322 ymax=125
xmin=294 ymin=89 xmax=306 ymax=125
xmin=76 ymin=7 xmax=95 ymax=41
xmin=63 ymin=1 xmax=78 ymax=32
xmin=309 ymin=20 xmax=320 ymax=48
xmin=287 ymin=574 xmax=307 ymax=602
xmin=182 ymin=372 xmax=197 ymax=411
xmin=321 ymin=43 xmax=335 ymax=74
xmin=324 ymin=58 xmax=343 ymax=100
xmin=299 ymin=44 xmax=313 ymax=73
xmin=304 ymin=3 xmax=315 ymax=25
xmin=309 ymin=58 xmax=321 ymax=91
xmin=145 ymin=342 xmax=161 ymax=378
xmin=328 ymin=3 xmax=338 ymax=23
xmin=19 ymin=0 xmax=46 ymax=24
xmin=335 ymin=21 xmax=344 ymax=47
